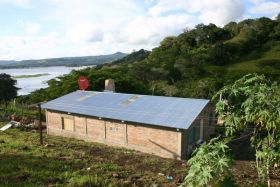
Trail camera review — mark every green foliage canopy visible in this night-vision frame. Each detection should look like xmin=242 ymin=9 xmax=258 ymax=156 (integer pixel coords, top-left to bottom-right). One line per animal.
xmin=213 ymin=73 xmax=280 ymax=186
xmin=20 ymin=16 xmax=280 ymax=103
xmin=0 ymin=73 xmax=18 ymax=106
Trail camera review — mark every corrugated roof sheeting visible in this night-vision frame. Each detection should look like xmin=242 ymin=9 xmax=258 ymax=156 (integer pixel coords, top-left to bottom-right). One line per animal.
xmin=41 ymin=91 xmax=209 ymax=129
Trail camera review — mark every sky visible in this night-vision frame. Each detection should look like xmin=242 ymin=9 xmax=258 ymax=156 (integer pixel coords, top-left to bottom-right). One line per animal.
xmin=0 ymin=0 xmax=279 ymax=60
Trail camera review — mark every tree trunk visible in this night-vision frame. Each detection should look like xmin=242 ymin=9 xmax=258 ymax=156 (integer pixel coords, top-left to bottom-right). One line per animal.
xmin=253 ymin=128 xmax=261 ymax=176
xmin=256 ymin=156 xmax=259 ymax=175
xmin=4 ymin=100 xmax=7 ymax=114
xmin=267 ymin=164 xmax=271 ymax=187
xmin=266 ymin=130 xmax=274 ymax=187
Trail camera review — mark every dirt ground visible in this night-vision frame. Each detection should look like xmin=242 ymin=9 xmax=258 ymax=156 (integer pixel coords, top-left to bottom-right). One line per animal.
xmin=228 ymin=136 xmax=280 ymax=187
xmin=0 ymin=125 xmax=279 ymax=186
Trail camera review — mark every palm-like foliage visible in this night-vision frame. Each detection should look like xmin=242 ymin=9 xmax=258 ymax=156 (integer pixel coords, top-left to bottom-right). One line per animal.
xmin=213 ymin=73 xmax=280 ymax=186
xmin=181 ymin=138 xmax=232 ymax=187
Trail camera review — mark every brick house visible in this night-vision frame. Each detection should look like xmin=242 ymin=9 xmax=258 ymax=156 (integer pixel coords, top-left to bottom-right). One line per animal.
xmin=42 ymin=90 xmax=214 ymax=160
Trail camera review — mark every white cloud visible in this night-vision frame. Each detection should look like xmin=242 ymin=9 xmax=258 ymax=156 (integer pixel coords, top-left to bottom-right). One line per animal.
xmin=148 ymin=0 xmax=188 ymax=16
xmin=249 ymin=0 xmax=266 ymax=4
xmin=148 ymin=0 xmax=245 ymax=25
xmin=190 ymin=0 xmax=245 ymax=25
xmin=119 ymin=14 xmax=195 ymax=45
xmin=0 ymin=0 xmax=31 ymax=8
xmin=46 ymin=0 xmax=196 ymax=54
xmin=20 ymin=21 xmax=41 ymax=35
xmin=272 ymin=14 xmax=279 ymax=20
xmin=250 ymin=1 xmax=280 ymax=15
xmin=0 ymin=33 xmax=66 ymax=60
xmin=0 ymin=0 xmax=274 ymax=60
xmin=66 ymin=22 xmax=104 ymax=43
xmin=48 ymin=0 xmax=142 ymax=25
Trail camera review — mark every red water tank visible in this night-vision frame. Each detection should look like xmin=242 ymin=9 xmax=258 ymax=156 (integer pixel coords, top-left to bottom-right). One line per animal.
xmin=78 ymin=76 xmax=89 ymax=90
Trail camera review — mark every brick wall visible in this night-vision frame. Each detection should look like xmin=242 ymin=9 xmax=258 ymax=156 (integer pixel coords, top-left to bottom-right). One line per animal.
xmin=46 ymin=110 xmax=181 ymax=159
xmin=46 ymin=111 xmax=61 ymax=129
xmin=74 ymin=116 xmax=86 ymax=135
xmin=106 ymin=121 xmax=126 ymax=144
xmin=127 ymin=125 xmax=180 ymax=159
xmin=182 ymin=103 xmax=215 ymax=158
xmin=87 ymin=118 xmax=105 ymax=142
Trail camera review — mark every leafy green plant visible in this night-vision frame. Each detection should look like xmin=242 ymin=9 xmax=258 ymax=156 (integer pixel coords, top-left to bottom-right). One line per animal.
xmin=181 ymin=138 xmax=232 ymax=187
xmin=68 ymin=174 xmax=114 ymax=187
xmin=255 ymin=136 xmax=280 ymax=181
xmin=95 ymin=162 xmax=119 ymax=171
xmin=2 ymin=100 xmax=37 ymax=118
xmin=213 ymin=73 xmax=280 ymax=186
xmin=213 ymin=175 xmax=237 ymax=187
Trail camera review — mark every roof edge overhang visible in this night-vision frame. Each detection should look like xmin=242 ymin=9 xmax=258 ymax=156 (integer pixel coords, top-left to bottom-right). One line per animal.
xmin=184 ymin=100 xmax=211 ymax=128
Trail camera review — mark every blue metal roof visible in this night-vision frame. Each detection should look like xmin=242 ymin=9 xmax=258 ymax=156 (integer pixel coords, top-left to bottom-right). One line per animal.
xmin=41 ymin=91 xmax=209 ymax=129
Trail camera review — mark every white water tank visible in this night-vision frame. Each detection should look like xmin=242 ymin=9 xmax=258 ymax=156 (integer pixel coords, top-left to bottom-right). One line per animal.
xmin=104 ymin=79 xmax=115 ymax=92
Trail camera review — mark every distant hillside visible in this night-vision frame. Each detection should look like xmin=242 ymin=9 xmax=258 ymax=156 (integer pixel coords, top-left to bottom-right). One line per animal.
xmin=20 ymin=15 xmax=280 ymax=103
xmin=112 ymin=49 xmax=150 ymax=64
xmin=0 ymin=52 xmax=127 ymax=69
xmin=0 ymin=60 xmax=17 ymax=66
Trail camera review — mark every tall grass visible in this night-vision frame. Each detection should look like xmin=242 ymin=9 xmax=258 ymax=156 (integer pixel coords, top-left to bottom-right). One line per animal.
xmin=0 ymin=99 xmax=37 ymax=118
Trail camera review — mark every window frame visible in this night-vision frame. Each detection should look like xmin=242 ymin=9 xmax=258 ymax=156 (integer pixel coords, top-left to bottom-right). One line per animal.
xmin=188 ymin=126 xmax=196 ymax=144
xmin=61 ymin=115 xmax=74 ymax=132
xmin=208 ymin=112 xmax=215 ymax=126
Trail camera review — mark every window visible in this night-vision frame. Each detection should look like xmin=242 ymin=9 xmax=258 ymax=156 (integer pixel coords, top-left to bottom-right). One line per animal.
xmin=62 ymin=117 xmax=74 ymax=131
xmin=110 ymin=126 xmax=118 ymax=132
xmin=188 ymin=127 xmax=195 ymax=144
xmin=208 ymin=112 xmax=215 ymax=126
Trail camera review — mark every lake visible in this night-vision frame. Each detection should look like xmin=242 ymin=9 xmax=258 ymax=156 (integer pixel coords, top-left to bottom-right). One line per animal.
xmin=0 ymin=66 xmax=91 ymax=95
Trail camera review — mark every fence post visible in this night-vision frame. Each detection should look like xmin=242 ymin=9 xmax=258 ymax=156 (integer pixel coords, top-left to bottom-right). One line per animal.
xmin=38 ymin=103 xmax=43 ymax=145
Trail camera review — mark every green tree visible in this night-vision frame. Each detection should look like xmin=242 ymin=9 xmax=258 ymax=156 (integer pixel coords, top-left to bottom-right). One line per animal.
xmin=0 ymin=73 xmax=18 ymax=108
xmin=181 ymin=138 xmax=232 ymax=187
xmin=271 ymin=21 xmax=280 ymax=39
xmin=213 ymin=74 xmax=280 ymax=186
xmin=20 ymin=17 xmax=280 ymax=104
xmin=224 ymin=21 xmax=238 ymax=37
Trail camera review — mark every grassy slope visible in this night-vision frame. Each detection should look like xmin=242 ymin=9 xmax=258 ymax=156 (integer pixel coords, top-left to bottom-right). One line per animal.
xmin=1 ymin=107 xmax=279 ymax=186
xmin=1 ymin=122 xmax=280 ymax=186
xmin=227 ymin=41 xmax=280 ymax=71
xmin=0 ymin=123 xmax=186 ymax=187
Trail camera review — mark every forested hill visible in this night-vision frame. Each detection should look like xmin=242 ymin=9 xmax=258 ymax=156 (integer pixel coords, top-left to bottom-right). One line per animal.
xmin=0 ymin=52 xmax=127 ymax=69
xmin=20 ymin=15 xmax=280 ymax=103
